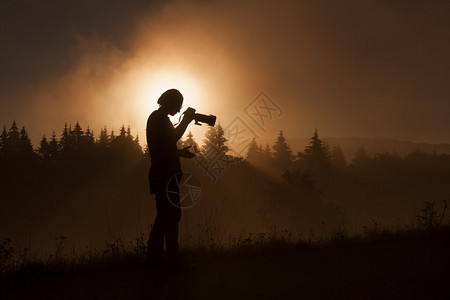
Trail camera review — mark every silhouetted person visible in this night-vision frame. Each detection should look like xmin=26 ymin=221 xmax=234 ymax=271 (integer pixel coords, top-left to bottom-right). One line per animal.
xmin=146 ymin=89 xmax=195 ymax=267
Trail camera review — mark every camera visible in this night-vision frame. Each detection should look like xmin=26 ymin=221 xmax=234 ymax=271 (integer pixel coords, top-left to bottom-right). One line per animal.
xmin=185 ymin=107 xmax=216 ymax=126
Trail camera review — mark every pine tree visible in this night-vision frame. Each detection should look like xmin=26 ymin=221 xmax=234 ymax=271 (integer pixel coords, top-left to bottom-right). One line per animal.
xmin=272 ymin=130 xmax=293 ymax=166
xmin=109 ymin=129 xmax=116 ymax=144
xmin=119 ymin=125 xmax=127 ymax=139
xmin=85 ymin=127 xmax=95 ymax=144
xmin=98 ymin=127 xmax=109 ymax=148
xmin=263 ymin=143 xmax=272 ymax=159
xmin=60 ymin=123 xmax=73 ymax=152
xmin=1 ymin=122 xmax=35 ymax=164
xmin=38 ymin=135 xmax=51 ymax=160
xmin=18 ymin=126 xmax=34 ymax=157
xmin=8 ymin=121 xmax=20 ymax=152
xmin=215 ymin=124 xmax=229 ymax=153
xmin=184 ymin=131 xmax=199 ymax=152
xmin=77 ymin=125 xmax=95 ymax=154
xmin=300 ymin=128 xmax=330 ymax=168
xmin=134 ymin=134 xmax=141 ymax=149
xmin=246 ymin=138 xmax=259 ymax=160
xmin=72 ymin=122 xmax=84 ymax=146
xmin=202 ymin=123 xmax=229 ymax=155
xmin=143 ymin=145 xmax=150 ymax=158
xmin=49 ymin=131 xmax=59 ymax=160
xmin=110 ymin=125 xmax=143 ymax=158
xmin=331 ymin=144 xmax=347 ymax=168
xmin=352 ymin=146 xmax=370 ymax=168
xmin=0 ymin=126 xmax=8 ymax=156
xmin=126 ymin=125 xmax=134 ymax=141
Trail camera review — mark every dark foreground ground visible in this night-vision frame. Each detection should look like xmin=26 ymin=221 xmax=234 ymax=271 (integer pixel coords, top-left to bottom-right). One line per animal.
xmin=2 ymin=233 xmax=450 ymax=299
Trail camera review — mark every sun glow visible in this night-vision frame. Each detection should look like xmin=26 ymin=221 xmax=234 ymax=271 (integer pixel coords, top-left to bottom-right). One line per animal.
xmin=128 ymin=67 xmax=210 ymax=142
xmin=135 ymin=69 xmax=202 ymax=117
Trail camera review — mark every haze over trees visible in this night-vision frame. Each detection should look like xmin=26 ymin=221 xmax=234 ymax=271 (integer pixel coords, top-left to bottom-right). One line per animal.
xmin=1 ymin=121 xmax=450 ymax=252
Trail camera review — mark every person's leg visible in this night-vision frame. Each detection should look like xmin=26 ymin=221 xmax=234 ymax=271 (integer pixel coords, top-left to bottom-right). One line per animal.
xmin=165 ymin=174 xmax=182 ymax=262
xmin=147 ymin=196 xmax=166 ymax=262
xmin=165 ymin=210 xmax=181 ymax=260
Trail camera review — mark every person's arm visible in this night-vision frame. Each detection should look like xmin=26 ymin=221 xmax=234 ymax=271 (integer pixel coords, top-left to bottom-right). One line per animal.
xmin=173 ymin=109 xmax=195 ymax=141
xmin=174 ymin=119 xmax=190 ymax=141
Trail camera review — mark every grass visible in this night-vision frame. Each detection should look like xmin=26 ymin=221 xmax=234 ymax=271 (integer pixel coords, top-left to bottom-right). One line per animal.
xmin=2 ymin=213 xmax=450 ymax=299
xmin=1 ymin=198 xmax=448 ymax=296
xmin=2 ymin=221 xmax=449 ymax=280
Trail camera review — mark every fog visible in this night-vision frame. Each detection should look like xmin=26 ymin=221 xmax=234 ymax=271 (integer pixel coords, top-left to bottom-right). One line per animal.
xmin=1 ymin=0 xmax=450 ymax=145
xmin=1 ymin=0 xmax=450 ymax=255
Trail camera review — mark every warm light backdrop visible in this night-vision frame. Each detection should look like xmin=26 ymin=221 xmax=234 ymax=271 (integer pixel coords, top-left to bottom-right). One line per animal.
xmin=1 ymin=0 xmax=449 ymax=146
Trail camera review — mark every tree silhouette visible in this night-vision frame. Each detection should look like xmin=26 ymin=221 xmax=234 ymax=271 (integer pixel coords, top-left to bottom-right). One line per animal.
xmin=134 ymin=134 xmax=141 ymax=148
xmin=272 ymin=130 xmax=293 ymax=167
xmin=109 ymin=129 xmax=116 ymax=144
xmin=60 ymin=123 xmax=73 ymax=153
xmin=7 ymin=121 xmax=20 ymax=155
xmin=72 ymin=122 xmax=84 ymax=146
xmin=48 ymin=131 xmax=59 ymax=161
xmin=85 ymin=127 xmax=95 ymax=143
xmin=38 ymin=135 xmax=51 ymax=160
xmin=246 ymin=138 xmax=260 ymax=161
xmin=202 ymin=123 xmax=229 ymax=155
xmin=0 ymin=126 xmax=8 ymax=157
xmin=109 ymin=124 xmax=143 ymax=165
xmin=0 ymin=122 xmax=34 ymax=162
xmin=299 ymin=129 xmax=330 ymax=169
xmin=18 ymin=127 xmax=34 ymax=156
xmin=2 ymin=119 xmax=450 ymax=251
xmin=263 ymin=143 xmax=272 ymax=159
xmin=98 ymin=127 xmax=109 ymax=148
xmin=184 ymin=130 xmax=199 ymax=152
xmin=331 ymin=144 xmax=347 ymax=168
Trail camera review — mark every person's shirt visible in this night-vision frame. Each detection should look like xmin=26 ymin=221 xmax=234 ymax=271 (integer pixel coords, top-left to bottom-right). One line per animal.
xmin=146 ymin=108 xmax=181 ymax=182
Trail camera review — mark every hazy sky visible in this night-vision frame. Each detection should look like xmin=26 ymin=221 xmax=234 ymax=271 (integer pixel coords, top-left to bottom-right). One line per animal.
xmin=1 ymin=0 xmax=449 ymax=146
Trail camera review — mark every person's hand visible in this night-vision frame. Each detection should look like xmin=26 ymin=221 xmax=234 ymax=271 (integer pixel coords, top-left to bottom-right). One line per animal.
xmin=178 ymin=146 xmax=196 ymax=158
xmin=182 ymin=107 xmax=196 ymax=123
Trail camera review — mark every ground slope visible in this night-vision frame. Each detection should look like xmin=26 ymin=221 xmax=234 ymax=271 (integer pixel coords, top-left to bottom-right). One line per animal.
xmin=2 ymin=233 xmax=449 ymax=299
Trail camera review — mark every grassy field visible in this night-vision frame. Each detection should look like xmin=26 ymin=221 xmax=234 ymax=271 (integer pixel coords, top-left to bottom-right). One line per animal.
xmin=1 ymin=226 xmax=450 ymax=299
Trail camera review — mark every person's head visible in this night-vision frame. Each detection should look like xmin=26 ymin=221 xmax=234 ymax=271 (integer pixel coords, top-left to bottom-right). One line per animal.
xmin=157 ymin=89 xmax=183 ymax=116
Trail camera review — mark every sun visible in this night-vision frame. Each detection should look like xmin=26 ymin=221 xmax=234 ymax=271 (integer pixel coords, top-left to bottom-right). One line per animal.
xmin=128 ymin=67 xmax=212 ymax=143
xmin=135 ymin=69 xmax=202 ymax=117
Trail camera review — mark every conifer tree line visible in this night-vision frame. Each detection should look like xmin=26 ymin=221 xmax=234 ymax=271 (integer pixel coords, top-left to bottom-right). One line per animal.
xmin=246 ymin=128 xmax=450 ymax=171
xmin=0 ymin=121 xmax=146 ymax=209
xmin=0 ymin=121 xmax=142 ymax=163
xmin=0 ymin=121 xmax=232 ymax=163
xmin=1 ymin=120 xmax=450 ymax=242
xmin=2 ymin=120 xmax=450 ymax=173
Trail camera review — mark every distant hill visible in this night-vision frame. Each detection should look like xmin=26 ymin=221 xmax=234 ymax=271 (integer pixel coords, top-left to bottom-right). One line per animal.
xmin=254 ymin=136 xmax=450 ymax=162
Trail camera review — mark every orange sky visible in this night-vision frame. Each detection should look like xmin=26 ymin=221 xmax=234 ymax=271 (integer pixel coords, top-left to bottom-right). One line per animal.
xmin=1 ymin=0 xmax=449 ymax=146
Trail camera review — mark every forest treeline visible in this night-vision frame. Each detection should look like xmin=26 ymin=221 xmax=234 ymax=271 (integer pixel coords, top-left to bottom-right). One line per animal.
xmin=0 ymin=121 xmax=144 ymax=203
xmin=1 ymin=121 xmax=450 ymax=247
xmin=2 ymin=120 xmax=450 ymax=178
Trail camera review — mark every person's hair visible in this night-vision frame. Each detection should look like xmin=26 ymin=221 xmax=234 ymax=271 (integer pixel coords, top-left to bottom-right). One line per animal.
xmin=157 ymin=89 xmax=183 ymax=107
